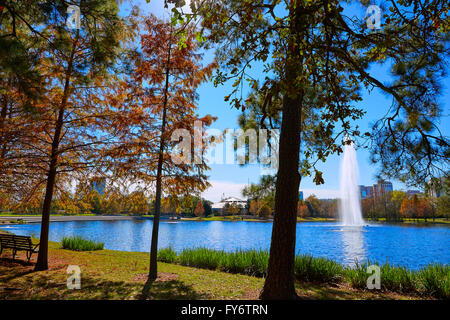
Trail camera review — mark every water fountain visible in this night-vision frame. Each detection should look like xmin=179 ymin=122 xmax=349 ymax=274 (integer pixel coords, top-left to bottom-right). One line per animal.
xmin=339 ymin=136 xmax=364 ymax=226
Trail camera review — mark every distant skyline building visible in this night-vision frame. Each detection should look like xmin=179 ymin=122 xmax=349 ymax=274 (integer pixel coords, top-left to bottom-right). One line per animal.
xmin=359 ymin=185 xmax=374 ymax=199
xmin=374 ymin=180 xmax=393 ymax=197
xmin=359 ymin=180 xmax=393 ymax=199
xmin=406 ymin=190 xmax=421 ymax=196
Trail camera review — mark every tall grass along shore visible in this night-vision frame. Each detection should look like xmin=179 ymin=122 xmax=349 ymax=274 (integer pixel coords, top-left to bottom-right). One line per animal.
xmin=158 ymin=247 xmax=449 ymax=299
xmin=61 ymin=236 xmax=104 ymax=251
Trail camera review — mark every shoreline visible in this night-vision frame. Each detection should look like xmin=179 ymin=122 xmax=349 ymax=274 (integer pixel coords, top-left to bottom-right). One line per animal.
xmin=0 ymin=231 xmax=447 ymax=273
xmin=0 ymin=214 xmax=448 ymax=226
xmin=0 ymin=215 xmax=135 ymax=225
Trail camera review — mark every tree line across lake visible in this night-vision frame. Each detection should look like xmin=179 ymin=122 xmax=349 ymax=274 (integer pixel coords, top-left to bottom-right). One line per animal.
xmin=243 ymin=175 xmax=449 ymax=221
xmin=0 ymin=181 xmax=214 ymax=217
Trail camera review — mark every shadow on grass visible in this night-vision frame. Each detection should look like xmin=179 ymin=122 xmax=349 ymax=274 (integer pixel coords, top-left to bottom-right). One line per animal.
xmin=295 ymin=282 xmax=413 ymax=300
xmin=296 ymin=283 xmax=359 ymax=300
xmin=0 ymin=256 xmax=34 ymax=267
xmin=1 ymin=258 xmax=209 ymax=300
xmin=140 ymin=277 xmax=209 ymax=300
xmin=0 ymin=257 xmax=36 ymax=283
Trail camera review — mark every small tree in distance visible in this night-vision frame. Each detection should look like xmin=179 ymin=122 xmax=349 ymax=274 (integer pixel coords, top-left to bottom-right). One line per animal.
xmin=258 ymin=203 xmax=272 ymax=218
xmin=194 ymin=200 xmax=205 ymax=217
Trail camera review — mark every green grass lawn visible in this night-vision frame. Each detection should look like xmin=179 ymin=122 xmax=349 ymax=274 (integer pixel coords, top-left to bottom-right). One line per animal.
xmin=0 ymin=241 xmax=430 ymax=300
xmin=366 ymin=217 xmax=450 ymax=225
xmin=183 ymin=216 xmax=336 ymax=222
xmin=401 ymin=218 xmax=450 ymax=225
xmin=182 ymin=216 xmax=267 ymax=222
xmin=297 ymin=217 xmax=337 ymax=222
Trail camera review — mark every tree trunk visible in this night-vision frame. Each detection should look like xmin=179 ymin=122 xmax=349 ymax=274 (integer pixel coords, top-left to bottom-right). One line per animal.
xmin=34 ymin=32 xmax=78 ymax=271
xmin=260 ymin=2 xmax=304 ymax=300
xmin=148 ymin=40 xmax=172 ymax=281
xmin=34 ymin=149 xmax=59 ymax=270
xmin=0 ymin=95 xmax=9 ymax=159
xmin=148 ymin=149 xmax=164 ymax=280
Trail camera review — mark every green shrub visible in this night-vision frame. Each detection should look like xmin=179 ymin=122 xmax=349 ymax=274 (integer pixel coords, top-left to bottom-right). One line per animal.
xmin=345 ymin=262 xmax=370 ymax=289
xmin=380 ymin=263 xmax=417 ymax=293
xmin=294 ymin=254 xmax=344 ymax=283
xmin=346 ymin=261 xmax=418 ymax=293
xmin=158 ymin=247 xmax=178 ymax=263
xmin=345 ymin=261 xmax=450 ymax=299
xmin=61 ymin=236 xmax=104 ymax=251
xmin=221 ymin=249 xmax=269 ymax=277
xmin=179 ymin=248 xmax=227 ymax=270
xmin=418 ymin=264 xmax=450 ymax=299
xmin=8 ymin=219 xmax=24 ymax=224
xmin=177 ymin=248 xmax=269 ymax=276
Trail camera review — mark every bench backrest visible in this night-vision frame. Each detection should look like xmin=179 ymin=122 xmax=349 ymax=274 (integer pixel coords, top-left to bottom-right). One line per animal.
xmin=0 ymin=234 xmax=32 ymax=248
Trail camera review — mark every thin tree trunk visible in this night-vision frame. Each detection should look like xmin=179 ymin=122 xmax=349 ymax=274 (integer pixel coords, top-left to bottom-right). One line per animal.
xmin=260 ymin=2 xmax=304 ymax=300
xmin=34 ymin=147 xmax=59 ymax=270
xmin=35 ymin=31 xmax=78 ymax=271
xmin=0 ymin=96 xmax=8 ymax=159
xmin=148 ymin=40 xmax=172 ymax=281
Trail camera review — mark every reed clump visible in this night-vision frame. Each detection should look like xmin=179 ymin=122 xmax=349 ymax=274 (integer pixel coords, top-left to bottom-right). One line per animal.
xmin=61 ymin=236 xmax=104 ymax=251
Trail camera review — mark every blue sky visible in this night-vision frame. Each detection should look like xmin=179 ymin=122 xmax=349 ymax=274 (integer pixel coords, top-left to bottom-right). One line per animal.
xmin=123 ymin=1 xmax=450 ymax=202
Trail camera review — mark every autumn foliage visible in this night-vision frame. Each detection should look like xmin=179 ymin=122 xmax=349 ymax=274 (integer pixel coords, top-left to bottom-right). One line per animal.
xmin=399 ymin=194 xmax=434 ymax=221
xmin=194 ymin=201 xmax=205 ymax=217
xmin=361 ymin=191 xmax=443 ymax=222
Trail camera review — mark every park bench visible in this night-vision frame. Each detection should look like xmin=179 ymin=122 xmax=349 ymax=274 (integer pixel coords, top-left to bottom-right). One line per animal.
xmin=0 ymin=234 xmax=39 ymax=262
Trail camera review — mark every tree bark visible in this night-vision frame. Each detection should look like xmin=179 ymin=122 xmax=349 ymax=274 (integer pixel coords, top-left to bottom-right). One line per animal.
xmin=260 ymin=2 xmax=304 ymax=300
xmin=0 ymin=95 xmax=9 ymax=159
xmin=34 ymin=144 xmax=60 ymax=270
xmin=148 ymin=40 xmax=172 ymax=281
xmin=34 ymin=31 xmax=78 ymax=271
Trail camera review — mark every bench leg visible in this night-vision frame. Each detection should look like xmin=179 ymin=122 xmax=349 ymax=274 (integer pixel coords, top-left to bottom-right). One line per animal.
xmin=26 ymin=251 xmax=31 ymax=262
xmin=12 ymin=249 xmax=16 ymax=260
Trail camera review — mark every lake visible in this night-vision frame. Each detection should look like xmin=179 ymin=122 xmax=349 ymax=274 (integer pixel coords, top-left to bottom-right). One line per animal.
xmin=2 ymin=220 xmax=449 ymax=270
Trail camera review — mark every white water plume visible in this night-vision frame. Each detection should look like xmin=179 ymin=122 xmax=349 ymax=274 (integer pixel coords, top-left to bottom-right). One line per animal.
xmin=339 ymin=136 xmax=364 ymax=226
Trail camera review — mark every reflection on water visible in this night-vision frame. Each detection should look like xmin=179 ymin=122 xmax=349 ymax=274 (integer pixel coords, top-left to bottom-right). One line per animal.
xmin=341 ymin=226 xmax=366 ymax=266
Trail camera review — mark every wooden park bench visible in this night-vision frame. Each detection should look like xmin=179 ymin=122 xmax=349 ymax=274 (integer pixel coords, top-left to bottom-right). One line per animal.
xmin=0 ymin=234 xmax=39 ymax=262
